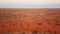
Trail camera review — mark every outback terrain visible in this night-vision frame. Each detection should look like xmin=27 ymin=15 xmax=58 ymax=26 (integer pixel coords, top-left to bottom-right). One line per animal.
xmin=0 ymin=8 xmax=60 ymax=34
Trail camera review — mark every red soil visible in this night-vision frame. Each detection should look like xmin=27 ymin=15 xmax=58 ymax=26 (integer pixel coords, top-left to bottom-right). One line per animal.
xmin=0 ymin=8 xmax=60 ymax=34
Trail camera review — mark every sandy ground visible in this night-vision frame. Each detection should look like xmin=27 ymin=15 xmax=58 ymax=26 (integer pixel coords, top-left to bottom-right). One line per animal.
xmin=0 ymin=8 xmax=60 ymax=34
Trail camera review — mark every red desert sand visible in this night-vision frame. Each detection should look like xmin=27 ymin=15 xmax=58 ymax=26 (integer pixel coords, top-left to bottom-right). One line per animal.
xmin=0 ymin=8 xmax=60 ymax=34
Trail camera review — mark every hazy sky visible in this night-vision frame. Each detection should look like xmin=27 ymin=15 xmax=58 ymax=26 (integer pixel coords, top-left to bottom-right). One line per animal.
xmin=0 ymin=0 xmax=60 ymax=8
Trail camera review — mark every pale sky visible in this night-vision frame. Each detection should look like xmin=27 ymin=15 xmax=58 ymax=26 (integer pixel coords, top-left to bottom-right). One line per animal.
xmin=0 ymin=0 xmax=60 ymax=8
